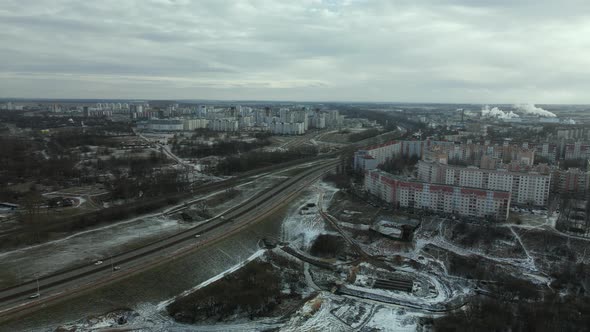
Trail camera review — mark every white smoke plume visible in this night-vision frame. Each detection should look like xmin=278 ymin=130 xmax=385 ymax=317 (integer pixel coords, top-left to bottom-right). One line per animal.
xmin=513 ymin=104 xmax=556 ymax=117
xmin=481 ymin=105 xmax=519 ymax=119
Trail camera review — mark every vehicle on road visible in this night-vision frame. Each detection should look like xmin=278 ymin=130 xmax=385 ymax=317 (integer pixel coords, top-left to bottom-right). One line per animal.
xmin=194 ymin=234 xmax=201 ymax=238
xmin=113 ymin=266 xmax=121 ymax=271
xmin=28 ymin=293 xmax=40 ymax=299
xmin=94 ymin=260 xmax=103 ymax=266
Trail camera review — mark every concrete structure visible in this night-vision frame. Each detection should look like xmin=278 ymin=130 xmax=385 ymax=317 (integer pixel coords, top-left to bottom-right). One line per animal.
xmin=364 ymin=169 xmax=511 ymax=220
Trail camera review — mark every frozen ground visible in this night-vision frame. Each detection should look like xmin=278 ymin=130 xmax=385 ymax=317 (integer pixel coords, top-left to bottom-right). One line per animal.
xmin=38 ymin=178 xmax=578 ymax=332
xmin=280 ymin=180 xmax=340 ymax=249
xmin=280 ymin=292 xmax=426 ymax=332
xmin=0 ymin=169 xmax=292 ymax=286
xmin=0 ymin=214 xmax=193 ymax=285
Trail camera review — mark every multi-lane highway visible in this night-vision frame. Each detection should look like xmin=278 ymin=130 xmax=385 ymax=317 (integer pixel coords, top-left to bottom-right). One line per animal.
xmin=0 ymin=158 xmax=339 ymax=317
xmin=0 ymin=127 xmax=394 ymax=317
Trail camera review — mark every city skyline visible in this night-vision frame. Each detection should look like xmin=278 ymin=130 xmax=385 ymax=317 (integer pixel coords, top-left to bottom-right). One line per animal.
xmin=1 ymin=0 xmax=590 ymax=103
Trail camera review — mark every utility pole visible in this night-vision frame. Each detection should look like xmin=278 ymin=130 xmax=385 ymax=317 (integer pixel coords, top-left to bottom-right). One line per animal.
xmin=36 ymin=274 xmax=40 ymax=297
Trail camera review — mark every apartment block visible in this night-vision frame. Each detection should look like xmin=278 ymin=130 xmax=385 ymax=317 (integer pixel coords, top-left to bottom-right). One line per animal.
xmin=364 ymin=169 xmax=511 ymax=220
xmin=417 ymin=160 xmax=551 ymax=206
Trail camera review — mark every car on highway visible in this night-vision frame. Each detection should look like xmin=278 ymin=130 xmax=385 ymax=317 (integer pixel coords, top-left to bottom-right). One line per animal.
xmin=94 ymin=260 xmax=103 ymax=266
xmin=28 ymin=293 xmax=40 ymax=299
xmin=194 ymin=234 xmax=201 ymax=238
xmin=113 ymin=266 xmax=121 ymax=271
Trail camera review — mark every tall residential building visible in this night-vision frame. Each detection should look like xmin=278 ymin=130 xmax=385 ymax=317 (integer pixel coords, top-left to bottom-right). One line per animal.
xmin=564 ymin=142 xmax=590 ymax=160
xmin=417 ymin=160 xmax=551 ymax=206
xmin=552 ymin=168 xmax=590 ymax=194
xmin=364 ymin=169 xmax=511 ymax=220
xmin=209 ymin=118 xmax=239 ymax=132
xmin=352 ymin=139 xmax=450 ymax=171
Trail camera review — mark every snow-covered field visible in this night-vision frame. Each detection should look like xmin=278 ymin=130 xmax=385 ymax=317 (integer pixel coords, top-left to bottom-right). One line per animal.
xmin=0 ymin=215 xmax=192 ymax=284
xmin=280 ymin=293 xmax=425 ymax=332
xmin=24 ymin=176 xmax=588 ymax=332
xmin=0 ymin=170 xmax=290 ymax=286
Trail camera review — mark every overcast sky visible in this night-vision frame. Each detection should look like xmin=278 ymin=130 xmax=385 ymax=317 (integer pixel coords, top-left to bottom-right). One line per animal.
xmin=1 ymin=0 xmax=589 ymax=103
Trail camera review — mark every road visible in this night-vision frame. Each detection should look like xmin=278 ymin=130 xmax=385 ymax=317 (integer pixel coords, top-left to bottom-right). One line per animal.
xmin=134 ymin=129 xmax=189 ymax=167
xmin=0 ymin=158 xmax=340 ymax=318
xmin=0 ymin=126 xmax=380 ymax=316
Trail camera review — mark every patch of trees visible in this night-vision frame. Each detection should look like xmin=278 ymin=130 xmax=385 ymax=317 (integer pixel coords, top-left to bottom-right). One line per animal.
xmin=449 ymin=222 xmax=514 ymax=249
xmin=172 ymin=138 xmax=271 ymax=158
xmin=3 ymin=191 xmax=187 ymax=249
xmin=310 ymin=234 xmax=346 ymax=258
xmin=447 ymin=158 xmax=470 ymax=167
xmin=96 ymin=151 xmax=167 ymax=175
xmin=433 ymin=295 xmax=590 ymax=332
xmin=167 ymin=261 xmax=282 ymax=323
xmin=348 ymin=129 xmax=381 ymax=142
xmin=337 ymin=108 xmax=423 ymax=131
xmin=215 ymin=146 xmax=318 ymax=175
xmin=560 ymin=158 xmax=588 ymax=170
xmin=429 ymin=245 xmax=542 ymax=300
xmin=0 ymin=136 xmax=80 ymax=185
xmin=0 ymin=111 xmax=130 ymax=130
xmin=534 ymin=154 xmax=554 ymax=165
xmin=323 ymin=173 xmax=351 ymax=189
xmin=378 ymin=155 xmax=419 ymax=175
xmin=550 ymin=262 xmax=590 ymax=295
xmin=50 ymin=128 xmax=129 ymax=151
xmin=0 ymin=188 xmax=24 ymax=203
xmin=107 ymin=168 xmax=189 ymax=201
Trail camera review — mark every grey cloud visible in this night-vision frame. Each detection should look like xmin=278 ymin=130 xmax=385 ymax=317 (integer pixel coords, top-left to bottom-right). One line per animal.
xmin=0 ymin=0 xmax=589 ymax=102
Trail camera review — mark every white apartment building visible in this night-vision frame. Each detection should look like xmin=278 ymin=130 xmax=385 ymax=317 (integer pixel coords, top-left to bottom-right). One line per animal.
xmin=209 ymin=118 xmax=239 ymax=132
xmin=364 ymin=169 xmax=511 ymax=220
xmin=353 ymin=140 xmax=446 ymax=171
xmin=270 ymin=122 xmax=305 ymax=135
xmin=418 ymin=160 xmax=551 ymax=206
xmin=552 ymin=168 xmax=590 ymax=193
xmin=564 ymin=142 xmax=590 ymax=160
xmin=148 ymin=119 xmax=184 ymax=131
xmin=183 ymin=118 xmax=209 ymax=130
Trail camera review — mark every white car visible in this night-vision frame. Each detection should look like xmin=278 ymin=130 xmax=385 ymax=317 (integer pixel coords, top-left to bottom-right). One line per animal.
xmin=194 ymin=234 xmax=201 ymax=238
xmin=28 ymin=293 xmax=40 ymax=299
xmin=94 ymin=260 xmax=103 ymax=266
xmin=113 ymin=266 xmax=121 ymax=271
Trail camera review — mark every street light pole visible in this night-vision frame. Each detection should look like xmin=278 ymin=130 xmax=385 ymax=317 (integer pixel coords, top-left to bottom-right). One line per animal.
xmin=36 ymin=275 xmax=40 ymax=297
